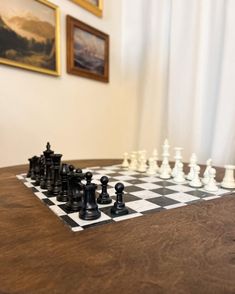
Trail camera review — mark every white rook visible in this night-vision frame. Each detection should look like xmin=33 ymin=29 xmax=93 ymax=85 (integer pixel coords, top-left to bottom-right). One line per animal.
xmin=221 ymin=165 xmax=235 ymax=189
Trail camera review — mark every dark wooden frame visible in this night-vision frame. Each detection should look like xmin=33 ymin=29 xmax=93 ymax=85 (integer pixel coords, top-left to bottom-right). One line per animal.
xmin=66 ymin=15 xmax=109 ymax=83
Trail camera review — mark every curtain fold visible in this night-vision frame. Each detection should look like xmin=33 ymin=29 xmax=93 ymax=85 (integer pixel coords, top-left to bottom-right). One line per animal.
xmin=122 ymin=0 xmax=235 ymax=165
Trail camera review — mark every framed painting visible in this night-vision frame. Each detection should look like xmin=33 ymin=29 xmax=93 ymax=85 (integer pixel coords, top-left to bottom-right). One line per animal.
xmin=71 ymin=0 xmax=103 ymax=18
xmin=0 ymin=0 xmax=60 ymax=76
xmin=67 ymin=15 xmax=109 ymax=83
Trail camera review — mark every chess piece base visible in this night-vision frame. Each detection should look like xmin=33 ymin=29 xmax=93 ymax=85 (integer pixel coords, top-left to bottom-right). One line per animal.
xmin=57 ymin=194 xmax=69 ymax=202
xmin=79 ymin=209 xmax=101 ymax=220
xmin=111 ymin=205 xmax=129 ymax=216
xmin=97 ymin=197 xmax=112 ymax=204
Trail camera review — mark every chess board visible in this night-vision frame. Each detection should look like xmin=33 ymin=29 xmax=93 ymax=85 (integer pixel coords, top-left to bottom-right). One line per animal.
xmin=17 ymin=165 xmax=234 ymax=233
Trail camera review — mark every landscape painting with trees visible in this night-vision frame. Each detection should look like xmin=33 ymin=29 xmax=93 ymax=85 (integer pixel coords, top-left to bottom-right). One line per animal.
xmin=0 ymin=0 xmax=60 ymax=76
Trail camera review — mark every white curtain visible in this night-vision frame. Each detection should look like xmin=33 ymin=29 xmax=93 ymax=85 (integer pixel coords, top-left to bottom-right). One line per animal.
xmin=121 ymin=0 xmax=235 ymax=165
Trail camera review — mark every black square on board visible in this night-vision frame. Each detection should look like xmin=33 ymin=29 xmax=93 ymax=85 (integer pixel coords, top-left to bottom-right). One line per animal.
xmin=124 ymin=186 xmax=144 ymax=193
xmin=185 ymin=190 xmax=213 ymax=198
xmin=82 ymin=219 xmax=114 ymax=229
xmin=60 ymin=215 xmax=79 ymax=228
xmin=127 ymin=179 xmax=146 ymax=185
xmin=141 ymin=207 xmax=166 ymax=215
xmin=154 ymin=181 xmax=176 ymax=187
xmin=150 ymin=188 xmax=177 ymax=196
xmin=147 ymin=196 xmax=179 ymax=207
xmin=42 ymin=198 xmax=55 ymax=206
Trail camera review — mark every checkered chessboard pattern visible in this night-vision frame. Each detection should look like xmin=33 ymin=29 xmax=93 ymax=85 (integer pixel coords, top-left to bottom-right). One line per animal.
xmin=16 ymin=165 xmax=234 ymax=233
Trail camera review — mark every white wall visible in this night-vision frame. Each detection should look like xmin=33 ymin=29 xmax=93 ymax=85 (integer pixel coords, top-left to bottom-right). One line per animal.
xmin=0 ymin=0 xmax=137 ymax=167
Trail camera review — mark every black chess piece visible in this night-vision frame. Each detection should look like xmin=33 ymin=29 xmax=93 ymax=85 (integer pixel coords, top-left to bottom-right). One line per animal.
xmin=111 ymin=182 xmax=129 ymax=216
xmin=46 ymin=157 xmax=54 ymax=195
xmin=65 ymin=172 xmax=84 ymax=212
xmin=51 ymin=154 xmax=62 ymax=196
xmin=43 ymin=142 xmax=54 ymax=190
xmin=97 ymin=176 xmax=112 ymax=204
xmin=79 ymin=183 xmax=101 ymax=220
xmin=39 ymin=155 xmax=46 ymax=189
xmin=33 ymin=156 xmax=41 ymax=186
xmin=68 ymin=165 xmax=75 ymax=173
xmin=85 ymin=172 xmax=93 ymax=185
xmin=27 ymin=157 xmax=33 ymax=178
xmin=76 ymin=168 xmax=83 ymax=174
xmin=30 ymin=156 xmax=38 ymax=180
xmin=57 ymin=163 xmax=69 ymax=202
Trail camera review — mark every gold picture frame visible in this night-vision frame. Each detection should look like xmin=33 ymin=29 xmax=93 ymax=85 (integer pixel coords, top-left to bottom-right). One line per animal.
xmin=0 ymin=0 xmax=60 ymax=76
xmin=67 ymin=15 xmax=109 ymax=82
xmin=71 ymin=0 xmax=103 ymax=17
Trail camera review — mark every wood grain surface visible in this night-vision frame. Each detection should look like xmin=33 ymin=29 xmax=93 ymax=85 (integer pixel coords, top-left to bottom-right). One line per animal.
xmin=0 ymin=159 xmax=235 ymax=294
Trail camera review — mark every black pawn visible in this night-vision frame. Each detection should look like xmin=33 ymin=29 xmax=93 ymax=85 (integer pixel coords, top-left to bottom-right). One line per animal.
xmin=97 ymin=176 xmax=112 ymax=204
xmin=85 ymin=172 xmax=93 ymax=185
xmin=30 ymin=156 xmax=38 ymax=180
xmin=79 ymin=183 xmax=101 ymax=220
xmin=33 ymin=157 xmax=41 ymax=186
xmin=76 ymin=168 xmax=83 ymax=174
xmin=68 ymin=165 xmax=75 ymax=173
xmin=27 ymin=157 xmax=33 ymax=178
xmin=111 ymin=182 xmax=129 ymax=216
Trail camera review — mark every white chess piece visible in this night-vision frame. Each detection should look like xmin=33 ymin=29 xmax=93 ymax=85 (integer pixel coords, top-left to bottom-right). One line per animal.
xmin=129 ymin=152 xmax=138 ymax=170
xmin=186 ymin=153 xmax=197 ymax=181
xmin=172 ymin=147 xmax=183 ymax=177
xmin=160 ymin=158 xmax=171 ymax=179
xmin=147 ymin=157 xmax=158 ymax=175
xmin=160 ymin=138 xmax=171 ymax=174
xmin=137 ymin=150 xmax=147 ymax=171
xmin=121 ymin=152 xmax=129 ymax=168
xmin=173 ymin=162 xmax=185 ymax=184
xmin=138 ymin=155 xmax=147 ymax=173
xmin=152 ymin=148 xmax=159 ymax=172
xmin=221 ymin=165 xmax=235 ymax=189
xmin=152 ymin=148 xmax=158 ymax=161
xmin=189 ymin=165 xmax=202 ymax=188
xmin=204 ymin=168 xmax=218 ymax=192
xmin=202 ymin=158 xmax=212 ymax=185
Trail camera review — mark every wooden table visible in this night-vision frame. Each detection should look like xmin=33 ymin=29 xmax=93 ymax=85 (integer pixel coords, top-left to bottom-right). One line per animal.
xmin=0 ymin=159 xmax=235 ymax=294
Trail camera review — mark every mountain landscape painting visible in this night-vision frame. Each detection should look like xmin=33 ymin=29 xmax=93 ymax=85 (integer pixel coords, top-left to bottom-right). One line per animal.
xmin=0 ymin=0 xmax=60 ymax=75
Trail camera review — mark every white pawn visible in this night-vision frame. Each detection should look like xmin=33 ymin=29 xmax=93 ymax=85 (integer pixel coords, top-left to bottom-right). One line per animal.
xmin=204 ymin=168 xmax=218 ymax=192
xmin=202 ymin=158 xmax=212 ymax=185
xmin=159 ymin=158 xmax=171 ymax=179
xmin=160 ymin=139 xmax=171 ymax=174
xmin=121 ymin=152 xmax=129 ymax=168
xmin=129 ymin=152 xmax=138 ymax=170
xmin=152 ymin=148 xmax=158 ymax=161
xmin=172 ymin=147 xmax=183 ymax=177
xmin=221 ymin=165 xmax=235 ymax=189
xmin=147 ymin=157 xmax=158 ymax=175
xmin=186 ymin=153 xmax=197 ymax=181
xmin=173 ymin=162 xmax=185 ymax=184
xmin=189 ymin=165 xmax=202 ymax=188
xmin=152 ymin=148 xmax=159 ymax=171
xmin=138 ymin=155 xmax=147 ymax=173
